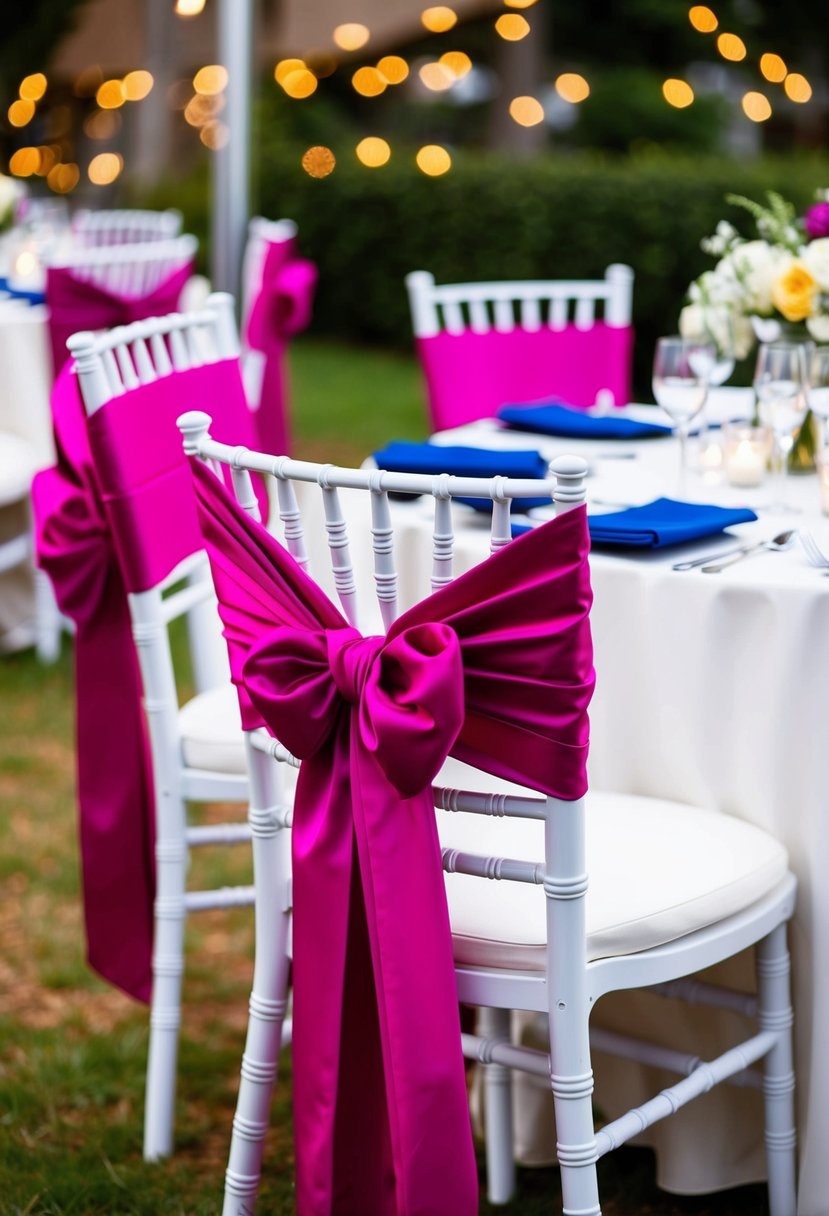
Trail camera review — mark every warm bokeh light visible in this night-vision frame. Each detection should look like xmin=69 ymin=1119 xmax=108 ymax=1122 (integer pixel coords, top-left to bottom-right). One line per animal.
xmin=759 ymin=53 xmax=787 ymax=83
xmin=504 ymin=0 xmax=539 ymax=7
xmin=555 ymin=73 xmax=590 ymax=103
xmin=416 ymin=144 xmax=451 ymax=176
xmin=36 ymin=145 xmax=59 ymax=175
xmin=352 ymin=66 xmax=386 ymax=97
xmin=301 ymin=146 xmax=336 ymax=178
xmin=175 ymin=0 xmax=206 ymax=15
xmin=377 ymin=55 xmax=409 ymax=84
xmin=275 ymin=58 xmax=306 ymax=84
xmin=356 ymin=136 xmax=391 ymax=167
xmin=421 ymin=7 xmax=457 ymax=33
xmin=742 ymin=91 xmax=772 ymax=121
xmin=419 ymin=62 xmax=454 ymax=91
xmin=74 ymin=66 xmax=102 ymax=97
xmin=785 ymin=73 xmax=812 ymax=103
xmin=9 ymin=147 xmax=40 ymax=176
xmin=88 ymin=152 xmax=123 ymax=185
xmin=193 ymin=65 xmax=228 ymax=95
xmin=96 ymin=78 xmax=126 ymax=109
xmin=509 ymin=95 xmax=544 ymax=126
xmin=47 ymin=162 xmax=80 ymax=194
xmin=19 ymin=73 xmax=47 ymax=101
xmin=84 ymin=109 xmax=121 ymax=139
xmin=689 ymin=6 xmax=718 ymax=33
xmin=662 ymin=78 xmax=695 ymax=108
xmin=8 ymin=99 xmax=35 ymax=127
xmin=281 ymin=69 xmax=318 ymax=99
xmin=440 ymin=50 xmax=472 ymax=79
xmin=184 ymin=93 xmax=224 ymax=126
xmin=495 ymin=14 xmax=530 ymax=40
xmin=717 ymin=33 xmax=747 ymax=61
xmin=123 ymin=70 xmax=154 ymax=100
xmin=333 ymin=23 xmax=370 ymax=51
xmin=200 ymin=120 xmax=230 ymax=149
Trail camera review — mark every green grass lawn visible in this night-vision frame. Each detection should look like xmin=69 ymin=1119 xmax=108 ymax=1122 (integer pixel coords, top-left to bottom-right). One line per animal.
xmin=0 ymin=339 xmax=769 ymax=1214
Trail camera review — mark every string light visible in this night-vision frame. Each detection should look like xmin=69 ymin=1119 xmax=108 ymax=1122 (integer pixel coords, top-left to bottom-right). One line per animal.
xmin=356 ymin=136 xmax=391 ymax=167
xmin=759 ymin=53 xmax=787 ymax=83
xmin=333 ymin=23 xmax=370 ymax=51
xmin=175 ymin=0 xmax=206 ymax=15
xmin=37 ymin=145 xmax=59 ymax=176
xmin=688 ymin=6 xmax=718 ymax=33
xmin=663 ymin=79 xmax=695 ymax=108
xmin=96 ymin=79 xmax=126 ymax=109
xmin=784 ymin=73 xmax=812 ymax=103
xmin=123 ymin=70 xmax=154 ymax=100
xmin=352 ymin=66 xmax=386 ymax=97
xmin=439 ymin=51 xmax=472 ymax=79
xmin=47 ymin=162 xmax=80 ymax=193
xmin=19 ymin=73 xmax=47 ymax=101
xmin=200 ymin=120 xmax=229 ymax=148
xmin=419 ymin=62 xmax=454 ymax=91
xmin=421 ymin=7 xmax=457 ymax=33
xmin=377 ymin=56 xmax=409 ymax=85
xmin=555 ymin=73 xmax=590 ymax=103
xmin=193 ymin=65 xmax=228 ymax=95
xmin=416 ymin=144 xmax=451 ymax=175
xmin=509 ymin=96 xmax=544 ymax=126
xmin=742 ymin=91 xmax=771 ymax=121
xmin=9 ymin=147 xmax=40 ymax=176
xmin=504 ymin=0 xmax=538 ymax=7
xmin=495 ymin=14 xmax=530 ymax=40
xmin=8 ymin=99 xmax=35 ymax=127
xmin=88 ymin=152 xmax=123 ymax=184
xmin=301 ymin=146 xmax=336 ymax=178
xmin=280 ymin=69 xmax=317 ymax=98
xmin=717 ymin=33 xmax=746 ymax=61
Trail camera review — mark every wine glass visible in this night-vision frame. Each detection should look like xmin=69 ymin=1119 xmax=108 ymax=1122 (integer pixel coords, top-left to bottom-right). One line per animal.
xmin=753 ymin=341 xmax=808 ymax=513
xmin=807 ymin=346 xmax=829 ymax=451
xmin=652 ymin=336 xmax=714 ymax=492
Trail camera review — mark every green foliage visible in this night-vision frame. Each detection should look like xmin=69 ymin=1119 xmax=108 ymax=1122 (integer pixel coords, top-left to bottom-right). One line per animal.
xmin=0 ymin=0 xmax=92 ymax=89
xmin=571 ymin=69 xmax=726 ymax=155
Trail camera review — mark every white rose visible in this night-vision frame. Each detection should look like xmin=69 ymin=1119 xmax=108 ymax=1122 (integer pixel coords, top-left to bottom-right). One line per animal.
xmin=806 ymin=314 xmax=829 ymax=342
xmin=679 ymin=304 xmax=706 ymax=339
xmin=802 ymin=238 xmax=829 ymax=291
xmin=723 ymin=240 xmax=789 ymax=314
xmin=679 ymin=303 xmax=753 ymax=359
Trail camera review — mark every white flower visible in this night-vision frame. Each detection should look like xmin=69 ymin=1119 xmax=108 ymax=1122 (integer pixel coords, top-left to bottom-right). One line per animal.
xmin=806 ymin=313 xmax=829 ymax=341
xmin=802 ymin=238 xmax=829 ymax=291
xmin=723 ymin=240 xmax=790 ymax=314
xmin=678 ymin=302 xmax=753 ymax=359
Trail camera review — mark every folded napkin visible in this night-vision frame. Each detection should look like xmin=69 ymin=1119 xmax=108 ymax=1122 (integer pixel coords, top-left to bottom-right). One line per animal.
xmin=498 ymin=401 xmax=672 ymax=440
xmin=588 ymin=497 xmax=757 ymax=548
xmin=0 ymin=276 xmax=45 ymax=306
xmin=372 ymin=440 xmax=552 ymax=511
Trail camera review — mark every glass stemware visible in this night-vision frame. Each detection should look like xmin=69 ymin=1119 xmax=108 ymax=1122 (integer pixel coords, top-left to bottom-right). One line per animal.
xmin=652 ymin=336 xmax=714 ymax=492
xmin=807 ymin=346 xmax=829 ymax=452
xmin=753 ymin=341 xmax=808 ymax=513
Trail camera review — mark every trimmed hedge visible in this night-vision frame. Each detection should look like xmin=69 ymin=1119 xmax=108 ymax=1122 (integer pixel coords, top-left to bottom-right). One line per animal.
xmin=149 ymin=147 xmax=829 ymax=395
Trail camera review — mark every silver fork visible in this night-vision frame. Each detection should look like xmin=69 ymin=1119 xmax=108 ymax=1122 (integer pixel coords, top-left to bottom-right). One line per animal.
xmin=799 ymin=531 xmax=829 ymax=569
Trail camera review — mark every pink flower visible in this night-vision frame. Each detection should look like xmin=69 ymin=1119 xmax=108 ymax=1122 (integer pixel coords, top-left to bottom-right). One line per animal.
xmin=804 ymin=202 xmax=829 ymax=240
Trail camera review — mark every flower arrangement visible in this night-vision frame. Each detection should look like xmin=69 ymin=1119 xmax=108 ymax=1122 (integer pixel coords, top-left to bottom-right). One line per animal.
xmin=679 ymin=189 xmax=829 ymax=358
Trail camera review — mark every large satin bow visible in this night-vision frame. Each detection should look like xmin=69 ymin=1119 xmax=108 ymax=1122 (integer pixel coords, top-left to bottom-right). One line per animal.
xmin=31 ymin=364 xmax=155 ymax=1002
xmin=46 ymin=260 xmax=193 ymax=377
xmin=189 ymin=458 xmax=594 ymax=1216
xmin=243 ymin=239 xmax=317 ymax=455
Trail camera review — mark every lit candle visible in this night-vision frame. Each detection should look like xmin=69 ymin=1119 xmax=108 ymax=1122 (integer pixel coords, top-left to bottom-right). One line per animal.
xmin=723 ymin=424 xmax=771 ymax=488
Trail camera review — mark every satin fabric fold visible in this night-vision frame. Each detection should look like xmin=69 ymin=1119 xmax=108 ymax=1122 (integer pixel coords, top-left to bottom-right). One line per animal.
xmin=31 ymin=359 xmax=267 ymax=1002
xmin=46 ymin=260 xmax=193 ymax=377
xmin=242 ymin=237 xmax=317 ymax=455
xmin=189 ymin=459 xmax=595 ymax=1215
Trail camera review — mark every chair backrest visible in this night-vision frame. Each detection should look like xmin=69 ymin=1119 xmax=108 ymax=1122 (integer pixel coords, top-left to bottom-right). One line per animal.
xmin=47 ymin=233 xmax=197 ymax=297
xmin=406 ymin=265 xmax=635 ymax=430
xmin=72 ymin=207 xmax=183 ymax=247
xmin=241 ymin=216 xmax=298 ymax=327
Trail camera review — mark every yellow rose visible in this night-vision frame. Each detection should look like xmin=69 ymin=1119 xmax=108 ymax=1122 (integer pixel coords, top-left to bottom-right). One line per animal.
xmin=771 ymin=262 xmax=817 ymax=322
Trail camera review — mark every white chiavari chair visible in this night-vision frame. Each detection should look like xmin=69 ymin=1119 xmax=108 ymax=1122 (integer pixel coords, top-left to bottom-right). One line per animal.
xmin=71 ymin=207 xmax=183 ymax=247
xmin=69 ymin=294 xmax=296 ymax=1163
xmin=47 ymin=233 xmax=197 ymax=298
xmin=179 ymin=414 xmax=797 ymax=1216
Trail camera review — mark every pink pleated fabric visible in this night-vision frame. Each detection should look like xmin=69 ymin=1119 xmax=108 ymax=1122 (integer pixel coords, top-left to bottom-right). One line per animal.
xmin=242 ymin=236 xmax=317 ymax=455
xmin=46 ymin=260 xmax=194 ymax=377
xmin=189 ymin=459 xmax=595 ymax=1215
xmin=31 ymin=360 xmax=267 ymax=1002
xmin=416 ymin=323 xmax=634 ymax=431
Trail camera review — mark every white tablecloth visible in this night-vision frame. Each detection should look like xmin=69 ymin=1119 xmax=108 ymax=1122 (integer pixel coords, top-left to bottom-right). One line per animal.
xmin=282 ymin=396 xmax=829 ymax=1213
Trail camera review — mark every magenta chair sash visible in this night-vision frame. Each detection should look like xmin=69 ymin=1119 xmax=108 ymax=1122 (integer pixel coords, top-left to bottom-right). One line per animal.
xmin=189 ymin=459 xmax=595 ymax=1215
xmin=243 ymin=237 xmax=317 ymax=455
xmin=46 ymin=259 xmax=193 ymax=377
xmin=31 ymin=359 xmax=267 ymax=1003
xmin=417 ymin=322 xmax=634 ymax=431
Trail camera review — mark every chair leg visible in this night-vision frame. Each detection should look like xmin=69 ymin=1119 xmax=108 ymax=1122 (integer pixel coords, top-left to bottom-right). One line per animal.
xmin=480 ymin=1005 xmax=515 ymax=1205
xmin=757 ymin=923 xmax=797 ymax=1216
xmin=548 ymin=1011 xmax=601 ymax=1216
xmin=223 ymin=745 xmax=292 ymax=1216
xmin=143 ymin=892 xmax=185 ymax=1160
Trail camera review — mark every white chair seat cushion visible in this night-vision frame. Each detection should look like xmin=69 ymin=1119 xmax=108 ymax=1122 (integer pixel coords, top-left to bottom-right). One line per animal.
xmin=178 ymin=683 xmax=249 ymax=775
xmin=0 ymin=431 xmax=38 ymax=508
xmin=436 ymin=758 xmax=789 ymax=970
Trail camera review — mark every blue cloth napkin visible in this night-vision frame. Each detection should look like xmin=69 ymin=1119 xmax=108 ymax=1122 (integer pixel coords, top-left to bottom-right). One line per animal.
xmin=498 ymin=401 xmax=672 ymax=440
xmin=0 ymin=276 xmax=46 ymax=306
xmin=372 ymin=440 xmax=552 ymax=511
xmin=510 ymin=497 xmax=758 ymax=548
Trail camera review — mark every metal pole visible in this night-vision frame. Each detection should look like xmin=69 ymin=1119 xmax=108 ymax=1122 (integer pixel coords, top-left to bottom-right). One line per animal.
xmin=211 ymin=0 xmax=253 ymax=297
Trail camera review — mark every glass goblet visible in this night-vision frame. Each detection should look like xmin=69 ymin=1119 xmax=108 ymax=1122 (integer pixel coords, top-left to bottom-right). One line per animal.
xmin=807 ymin=345 xmax=829 ymax=451
xmin=753 ymin=341 xmax=808 ymax=513
xmin=652 ymin=336 xmax=714 ymax=493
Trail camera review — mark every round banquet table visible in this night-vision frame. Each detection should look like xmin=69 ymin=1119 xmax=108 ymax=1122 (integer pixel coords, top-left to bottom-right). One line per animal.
xmin=281 ymin=391 xmax=829 ymax=1214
